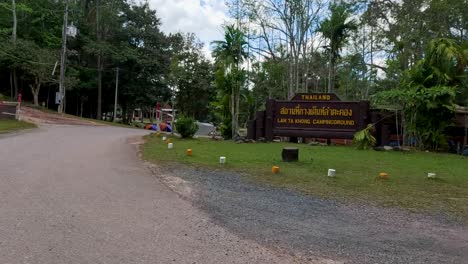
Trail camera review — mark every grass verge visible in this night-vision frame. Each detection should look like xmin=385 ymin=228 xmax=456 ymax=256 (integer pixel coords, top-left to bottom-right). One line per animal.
xmin=0 ymin=119 xmax=36 ymax=133
xmin=143 ymin=135 xmax=468 ymax=221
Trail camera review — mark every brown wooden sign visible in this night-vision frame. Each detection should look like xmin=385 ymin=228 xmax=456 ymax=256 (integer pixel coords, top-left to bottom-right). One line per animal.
xmin=291 ymin=93 xmax=341 ymax=101
xmin=263 ymin=99 xmax=369 ymax=140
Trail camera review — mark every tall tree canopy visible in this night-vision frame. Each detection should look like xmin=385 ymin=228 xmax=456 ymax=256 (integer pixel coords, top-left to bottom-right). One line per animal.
xmin=0 ymin=0 xmax=214 ymax=123
xmin=212 ymin=25 xmax=249 ymax=138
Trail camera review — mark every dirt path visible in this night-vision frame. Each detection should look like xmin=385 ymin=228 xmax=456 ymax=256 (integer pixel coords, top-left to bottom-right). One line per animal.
xmin=19 ymin=107 xmax=103 ymax=126
xmin=0 ymin=125 xmax=307 ymax=264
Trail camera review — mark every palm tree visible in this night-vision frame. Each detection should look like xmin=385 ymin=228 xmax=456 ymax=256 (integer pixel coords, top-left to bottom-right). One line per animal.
xmin=319 ymin=3 xmax=357 ymax=93
xmin=212 ymin=25 xmax=248 ymax=139
xmin=423 ymin=38 xmax=466 ymax=87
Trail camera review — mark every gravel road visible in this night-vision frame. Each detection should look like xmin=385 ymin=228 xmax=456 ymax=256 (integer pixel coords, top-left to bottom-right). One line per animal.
xmin=150 ymin=164 xmax=468 ymax=264
xmin=0 ymin=125 xmax=300 ymax=264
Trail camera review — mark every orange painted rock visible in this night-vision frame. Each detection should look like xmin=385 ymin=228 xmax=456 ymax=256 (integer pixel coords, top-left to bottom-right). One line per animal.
xmin=379 ymin=172 xmax=389 ymax=180
xmin=272 ymin=166 xmax=280 ymax=174
xmin=186 ymin=149 xmax=193 ymax=156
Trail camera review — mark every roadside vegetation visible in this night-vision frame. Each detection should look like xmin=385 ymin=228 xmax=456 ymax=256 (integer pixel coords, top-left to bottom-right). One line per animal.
xmin=143 ymin=135 xmax=468 ymax=221
xmin=0 ymin=119 xmax=36 ymax=133
xmin=0 ymin=1 xmax=465 ymax=149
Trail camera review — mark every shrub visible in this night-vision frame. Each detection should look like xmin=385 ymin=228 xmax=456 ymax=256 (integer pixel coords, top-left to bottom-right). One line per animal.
xmin=219 ymin=118 xmax=232 ymax=139
xmin=176 ymin=116 xmax=199 ymax=138
xmin=353 ymin=124 xmax=376 ymax=150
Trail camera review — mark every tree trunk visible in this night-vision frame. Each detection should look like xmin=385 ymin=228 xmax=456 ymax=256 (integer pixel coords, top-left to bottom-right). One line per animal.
xmin=13 ymin=69 xmax=18 ymax=99
xmin=33 ymin=92 xmax=39 ymax=106
xmin=235 ymin=91 xmax=240 ymax=136
xmin=231 ymin=93 xmax=236 ymax=138
xmin=80 ymin=98 xmax=84 ymax=117
xmin=327 ymin=51 xmax=333 ymax=93
xmin=295 ymin=56 xmax=299 ymax=94
xmin=63 ymin=87 xmax=67 ymax=113
xmin=96 ymin=0 xmax=102 ymax=120
xmin=97 ymin=58 xmax=102 ymax=119
xmin=30 ymin=81 xmax=41 ymax=106
xmin=10 ymin=71 xmax=13 ymax=98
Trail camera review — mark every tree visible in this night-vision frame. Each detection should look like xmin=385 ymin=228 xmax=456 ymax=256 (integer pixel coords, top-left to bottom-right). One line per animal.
xmin=170 ymin=33 xmax=214 ymax=121
xmin=116 ymin=2 xmax=173 ymax=123
xmin=80 ymin=0 xmax=127 ymax=119
xmin=0 ymin=0 xmax=33 ymax=99
xmin=319 ymin=2 xmax=356 ymax=93
xmin=375 ymin=38 xmax=467 ymax=150
xmin=21 ymin=45 xmax=57 ymax=106
xmin=237 ymin=0 xmax=326 ymax=98
xmin=212 ymin=25 xmax=249 ymax=138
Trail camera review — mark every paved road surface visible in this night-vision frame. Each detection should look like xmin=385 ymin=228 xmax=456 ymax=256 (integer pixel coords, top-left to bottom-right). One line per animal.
xmin=0 ymin=125 xmax=299 ymax=264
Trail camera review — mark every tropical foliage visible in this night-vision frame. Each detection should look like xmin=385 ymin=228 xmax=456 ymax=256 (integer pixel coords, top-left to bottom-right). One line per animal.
xmin=374 ymin=38 xmax=466 ymax=149
xmin=212 ymin=25 xmax=249 ymax=138
xmin=353 ymin=124 xmax=376 ymax=150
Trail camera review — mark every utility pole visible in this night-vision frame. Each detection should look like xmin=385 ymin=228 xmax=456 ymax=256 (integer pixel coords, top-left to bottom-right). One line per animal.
xmin=11 ymin=0 xmax=18 ymax=99
xmin=96 ymin=0 xmax=102 ymax=120
xmin=58 ymin=0 xmax=69 ymax=113
xmin=11 ymin=0 xmax=16 ymax=42
xmin=113 ymin=67 xmax=119 ymax=122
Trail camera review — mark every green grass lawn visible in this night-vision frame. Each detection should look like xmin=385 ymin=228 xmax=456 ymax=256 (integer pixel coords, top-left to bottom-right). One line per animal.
xmin=0 ymin=119 xmax=36 ymax=133
xmin=143 ymin=135 xmax=468 ymax=221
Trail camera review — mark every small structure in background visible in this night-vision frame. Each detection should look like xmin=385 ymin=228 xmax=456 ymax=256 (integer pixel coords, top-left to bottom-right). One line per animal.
xmin=66 ymin=22 xmax=77 ymax=38
xmin=0 ymin=101 xmax=19 ymax=120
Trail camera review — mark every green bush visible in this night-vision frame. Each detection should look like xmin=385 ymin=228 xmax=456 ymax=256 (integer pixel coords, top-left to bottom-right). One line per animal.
xmin=220 ymin=118 xmax=232 ymax=139
xmin=0 ymin=93 xmax=13 ymax=101
xmin=176 ymin=116 xmax=199 ymax=138
xmin=353 ymin=124 xmax=376 ymax=150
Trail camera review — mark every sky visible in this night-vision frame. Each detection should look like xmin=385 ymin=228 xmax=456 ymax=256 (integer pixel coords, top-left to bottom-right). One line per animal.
xmin=147 ymin=0 xmax=230 ymax=58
